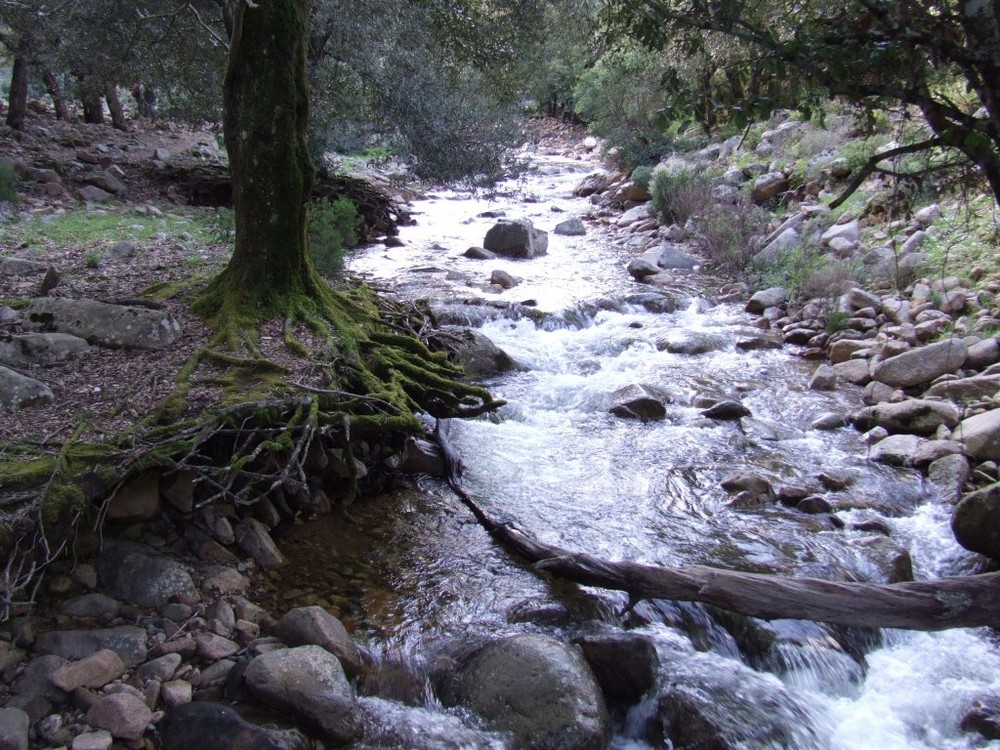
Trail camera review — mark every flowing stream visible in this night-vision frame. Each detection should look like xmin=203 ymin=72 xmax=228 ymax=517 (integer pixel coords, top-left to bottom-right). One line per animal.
xmin=283 ymin=149 xmax=1000 ymax=748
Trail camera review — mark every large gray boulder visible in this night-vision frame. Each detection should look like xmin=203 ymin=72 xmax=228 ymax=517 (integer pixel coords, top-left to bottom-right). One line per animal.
xmin=244 ymin=645 xmax=362 ymax=745
xmin=98 ymin=542 xmax=196 ymax=608
xmin=925 ymin=375 xmax=1000 ymax=403
xmin=871 ymin=337 xmax=967 ymax=388
xmin=483 ymin=219 xmax=548 ymax=259
xmin=869 ymin=434 xmax=925 ymax=466
xmin=574 ymin=633 xmax=659 ymax=712
xmin=441 ymin=633 xmax=611 ymax=750
xmin=751 ymin=172 xmax=789 ymax=202
xmin=656 ymin=330 xmax=728 ymax=355
xmin=273 ymin=606 xmax=362 ymax=678
xmin=852 ymin=399 xmax=961 ymax=436
xmin=0 ymin=708 xmax=29 ymax=750
xmin=953 ymin=409 xmax=1000 ymax=461
xmin=952 ymin=483 xmax=1000 ymax=561
xmin=33 ymin=626 xmax=148 ymax=667
xmin=445 ymin=328 xmax=516 ymax=378
xmin=745 ymin=287 xmax=787 ymax=314
xmin=0 ymin=366 xmax=53 ymax=412
xmin=553 ymin=216 xmax=586 ymax=236
xmin=23 ymin=298 xmax=181 ymax=350
xmin=0 ymin=333 xmax=93 ymax=368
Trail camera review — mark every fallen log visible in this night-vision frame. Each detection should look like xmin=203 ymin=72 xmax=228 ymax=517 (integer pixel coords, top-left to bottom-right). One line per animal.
xmin=433 ymin=419 xmax=1000 ymax=632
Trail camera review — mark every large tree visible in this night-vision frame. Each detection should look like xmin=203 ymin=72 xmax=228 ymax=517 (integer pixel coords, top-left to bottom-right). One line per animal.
xmin=606 ymin=0 xmax=1000 ymax=203
xmin=193 ymin=0 xmax=322 ymax=330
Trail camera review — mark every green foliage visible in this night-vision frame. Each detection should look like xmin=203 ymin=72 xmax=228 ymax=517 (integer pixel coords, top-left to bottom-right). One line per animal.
xmin=0 ymin=163 xmax=18 ymax=204
xmin=308 ymin=197 xmax=362 ymax=278
xmin=631 ymin=165 xmax=654 ymax=192
xmin=8 ymin=210 xmax=213 ymax=247
xmin=84 ymin=250 xmax=101 ymax=269
xmin=825 ymin=310 xmax=851 ymax=334
xmin=650 ymin=165 xmax=707 ymax=225
xmin=211 ymin=208 xmax=236 ymax=244
xmin=754 ymin=244 xmax=861 ymax=301
xmin=573 ymin=42 xmax=679 ymax=166
xmin=697 ymin=198 xmax=768 ymax=275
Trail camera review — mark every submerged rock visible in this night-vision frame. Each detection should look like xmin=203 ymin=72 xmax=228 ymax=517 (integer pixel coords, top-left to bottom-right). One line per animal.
xmin=159 ymin=701 xmax=300 ymax=750
xmin=609 ymin=384 xmax=668 ymax=421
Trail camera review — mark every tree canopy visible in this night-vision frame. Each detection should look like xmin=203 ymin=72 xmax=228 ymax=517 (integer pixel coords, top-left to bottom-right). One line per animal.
xmin=604 ymin=0 xmax=1000 ymax=201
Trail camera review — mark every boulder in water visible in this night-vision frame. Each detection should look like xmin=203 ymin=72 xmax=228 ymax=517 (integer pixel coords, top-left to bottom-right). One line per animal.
xmin=554 ymin=216 xmax=586 ymax=236
xmin=441 ymin=633 xmax=611 ymax=750
xmin=575 ymin=633 xmax=659 ymax=713
xmin=952 ymin=483 xmax=1000 ymax=561
xmin=700 ymin=400 xmax=751 ymax=420
xmin=609 ymin=384 xmax=669 ymax=422
xmin=483 ymin=219 xmax=548 ymax=259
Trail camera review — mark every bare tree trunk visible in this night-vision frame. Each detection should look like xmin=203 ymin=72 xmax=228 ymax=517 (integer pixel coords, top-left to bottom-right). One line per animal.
xmin=43 ymin=70 xmax=69 ymax=120
xmin=434 ymin=419 xmax=1000 ymax=632
xmin=6 ymin=44 xmax=30 ymax=131
xmin=104 ymin=82 xmax=127 ymax=131
xmin=79 ymin=77 xmax=104 ymax=124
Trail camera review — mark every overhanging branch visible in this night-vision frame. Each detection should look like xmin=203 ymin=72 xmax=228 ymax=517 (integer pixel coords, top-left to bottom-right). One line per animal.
xmin=829 ymin=137 xmax=945 ymax=209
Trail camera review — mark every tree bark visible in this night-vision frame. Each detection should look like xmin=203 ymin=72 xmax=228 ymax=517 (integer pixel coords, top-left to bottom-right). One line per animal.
xmin=104 ymin=82 xmax=127 ymax=131
xmin=43 ymin=70 xmax=70 ymax=120
xmin=6 ymin=45 xmax=30 ymax=131
xmin=434 ymin=419 xmax=1000 ymax=632
xmin=79 ymin=78 xmax=104 ymax=125
xmin=213 ymin=0 xmax=316 ymax=303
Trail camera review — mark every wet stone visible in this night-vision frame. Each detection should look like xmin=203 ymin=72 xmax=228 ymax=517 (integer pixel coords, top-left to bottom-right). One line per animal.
xmin=0 ymin=707 xmax=29 ymax=750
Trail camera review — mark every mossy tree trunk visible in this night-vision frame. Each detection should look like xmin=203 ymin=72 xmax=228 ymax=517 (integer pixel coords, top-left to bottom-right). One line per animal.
xmin=5 ymin=42 xmax=29 ymax=131
xmin=204 ymin=0 xmax=321 ymax=316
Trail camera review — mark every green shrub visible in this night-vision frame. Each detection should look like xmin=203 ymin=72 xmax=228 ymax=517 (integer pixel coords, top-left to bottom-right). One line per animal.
xmin=650 ymin=166 xmax=711 ymax=225
xmin=0 ymin=162 xmax=19 ymax=204
xmin=754 ymin=243 xmax=861 ymax=301
xmin=84 ymin=250 xmax=102 ymax=269
xmin=630 ymin=165 xmax=654 ymax=192
xmin=308 ymin=196 xmax=362 ymax=277
xmin=697 ymin=198 xmax=768 ymax=275
xmin=825 ymin=310 xmax=851 ymax=334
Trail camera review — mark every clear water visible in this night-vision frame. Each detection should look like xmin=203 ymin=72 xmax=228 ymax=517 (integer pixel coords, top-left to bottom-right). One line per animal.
xmin=340 ymin=149 xmax=1000 ymax=749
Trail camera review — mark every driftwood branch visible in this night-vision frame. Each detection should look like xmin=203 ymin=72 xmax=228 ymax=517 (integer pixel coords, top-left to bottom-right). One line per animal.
xmin=434 ymin=419 xmax=1000 ymax=631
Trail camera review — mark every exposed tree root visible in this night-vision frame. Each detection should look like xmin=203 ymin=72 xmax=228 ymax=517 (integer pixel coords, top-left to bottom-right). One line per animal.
xmin=433 ymin=419 xmax=1000 ymax=632
xmin=0 ymin=280 xmax=504 ymax=620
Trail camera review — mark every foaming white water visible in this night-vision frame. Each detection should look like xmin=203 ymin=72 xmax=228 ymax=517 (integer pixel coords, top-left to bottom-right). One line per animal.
xmin=824 ymin=630 xmax=1000 ymax=750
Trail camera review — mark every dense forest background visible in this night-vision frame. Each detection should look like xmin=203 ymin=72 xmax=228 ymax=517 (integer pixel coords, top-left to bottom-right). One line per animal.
xmin=2 ymin=0 xmax=996 ymax=205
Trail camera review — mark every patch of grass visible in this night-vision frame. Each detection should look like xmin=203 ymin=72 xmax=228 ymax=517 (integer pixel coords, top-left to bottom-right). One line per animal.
xmin=8 ymin=208 xmax=217 ymax=248
xmin=825 ymin=310 xmax=851 ymax=334
xmin=84 ymin=250 xmax=101 ymax=268
xmin=754 ymin=243 xmax=861 ymax=301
